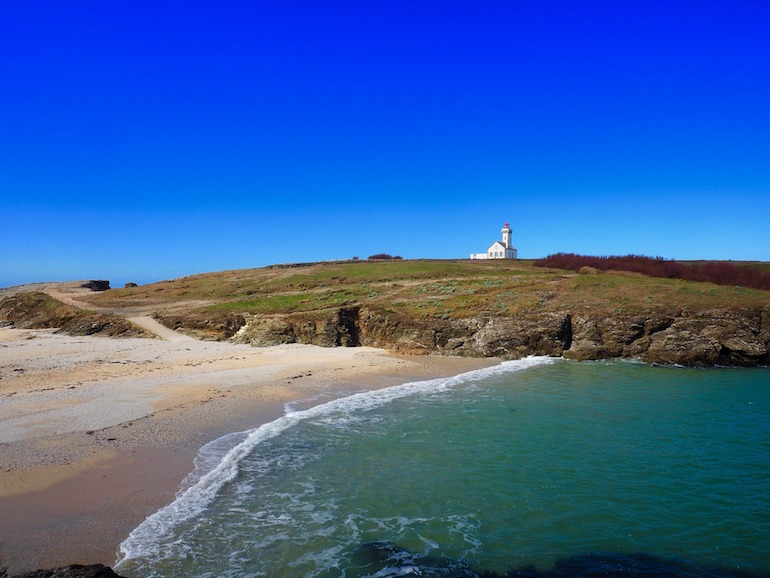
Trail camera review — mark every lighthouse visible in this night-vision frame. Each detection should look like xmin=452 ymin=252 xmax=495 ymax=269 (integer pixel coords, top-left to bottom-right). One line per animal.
xmin=470 ymin=221 xmax=518 ymax=260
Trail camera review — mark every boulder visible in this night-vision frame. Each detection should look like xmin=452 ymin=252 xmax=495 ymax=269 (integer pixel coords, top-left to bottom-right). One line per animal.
xmin=80 ymin=280 xmax=110 ymax=291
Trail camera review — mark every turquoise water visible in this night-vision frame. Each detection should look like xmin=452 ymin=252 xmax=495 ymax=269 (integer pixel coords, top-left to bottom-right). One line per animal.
xmin=116 ymin=359 xmax=770 ymax=577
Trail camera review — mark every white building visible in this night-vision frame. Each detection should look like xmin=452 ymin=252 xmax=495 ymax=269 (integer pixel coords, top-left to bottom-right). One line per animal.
xmin=470 ymin=221 xmax=518 ymax=260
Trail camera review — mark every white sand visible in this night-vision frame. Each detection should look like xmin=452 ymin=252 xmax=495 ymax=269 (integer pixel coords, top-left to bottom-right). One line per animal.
xmin=0 ymin=327 xmax=431 ymax=480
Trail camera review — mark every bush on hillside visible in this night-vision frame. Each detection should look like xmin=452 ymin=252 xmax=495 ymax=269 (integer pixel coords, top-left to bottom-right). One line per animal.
xmin=534 ymin=253 xmax=770 ymax=291
xmin=368 ymin=253 xmax=403 ymax=260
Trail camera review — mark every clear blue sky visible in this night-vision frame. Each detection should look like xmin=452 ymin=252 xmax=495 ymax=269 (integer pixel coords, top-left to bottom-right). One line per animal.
xmin=2 ymin=1 xmax=768 ymax=287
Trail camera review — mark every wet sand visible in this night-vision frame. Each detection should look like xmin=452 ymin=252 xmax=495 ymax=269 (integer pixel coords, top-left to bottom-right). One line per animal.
xmin=0 ymin=328 xmax=496 ymax=574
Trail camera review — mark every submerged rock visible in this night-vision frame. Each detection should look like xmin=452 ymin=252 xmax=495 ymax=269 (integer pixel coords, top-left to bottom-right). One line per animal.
xmin=8 ymin=564 xmax=125 ymax=578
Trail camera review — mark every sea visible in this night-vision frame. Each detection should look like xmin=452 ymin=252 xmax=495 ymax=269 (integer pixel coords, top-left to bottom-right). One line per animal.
xmin=114 ymin=358 xmax=769 ymax=578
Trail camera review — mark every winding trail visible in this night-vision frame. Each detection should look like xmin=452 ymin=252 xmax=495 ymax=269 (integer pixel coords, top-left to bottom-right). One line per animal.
xmin=33 ymin=283 xmax=198 ymax=342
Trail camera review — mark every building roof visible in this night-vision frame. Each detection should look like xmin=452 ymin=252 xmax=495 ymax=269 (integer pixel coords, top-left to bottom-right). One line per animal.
xmin=487 ymin=240 xmax=517 ymax=249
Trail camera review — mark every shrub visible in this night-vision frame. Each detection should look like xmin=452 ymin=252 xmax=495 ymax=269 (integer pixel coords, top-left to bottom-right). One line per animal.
xmin=368 ymin=253 xmax=403 ymax=260
xmin=534 ymin=253 xmax=770 ymax=291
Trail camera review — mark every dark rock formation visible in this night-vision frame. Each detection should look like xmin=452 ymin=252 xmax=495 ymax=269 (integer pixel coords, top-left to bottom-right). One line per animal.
xmin=352 ymin=542 xmax=770 ymax=578
xmin=80 ymin=281 xmax=110 ymax=292
xmin=124 ymin=282 xmax=138 ymax=288
xmin=7 ymin=564 xmax=125 ymax=578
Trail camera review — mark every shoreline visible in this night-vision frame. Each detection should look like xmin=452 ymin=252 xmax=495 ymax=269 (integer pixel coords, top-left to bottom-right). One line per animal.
xmin=0 ymin=328 xmax=496 ymax=575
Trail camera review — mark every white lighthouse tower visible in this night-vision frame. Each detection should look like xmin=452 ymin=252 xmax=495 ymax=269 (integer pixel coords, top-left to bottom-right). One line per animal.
xmin=501 ymin=221 xmax=512 ymax=249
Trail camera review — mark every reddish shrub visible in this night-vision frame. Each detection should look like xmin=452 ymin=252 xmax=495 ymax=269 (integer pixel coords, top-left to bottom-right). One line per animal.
xmin=534 ymin=253 xmax=770 ymax=291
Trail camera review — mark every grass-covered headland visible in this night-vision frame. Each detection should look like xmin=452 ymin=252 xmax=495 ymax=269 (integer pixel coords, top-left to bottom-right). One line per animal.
xmin=71 ymin=258 xmax=770 ymax=367
xmin=3 ymin=258 xmax=769 ymax=366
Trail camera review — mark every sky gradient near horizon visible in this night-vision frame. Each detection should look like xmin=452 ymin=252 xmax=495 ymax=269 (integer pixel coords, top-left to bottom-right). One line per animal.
xmin=2 ymin=1 xmax=769 ymax=288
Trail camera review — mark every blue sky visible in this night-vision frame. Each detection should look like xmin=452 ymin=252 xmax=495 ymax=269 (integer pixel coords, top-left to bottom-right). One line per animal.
xmin=2 ymin=1 xmax=769 ymax=287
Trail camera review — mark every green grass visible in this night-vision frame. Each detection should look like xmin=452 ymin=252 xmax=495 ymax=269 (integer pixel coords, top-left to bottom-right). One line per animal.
xmin=205 ymin=289 xmax=360 ymax=314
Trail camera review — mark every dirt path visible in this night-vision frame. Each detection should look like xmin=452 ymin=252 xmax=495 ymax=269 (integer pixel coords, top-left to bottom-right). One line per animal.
xmin=126 ymin=315 xmax=196 ymax=342
xmin=44 ymin=285 xmax=113 ymax=312
xmin=37 ymin=283 xmax=197 ymax=342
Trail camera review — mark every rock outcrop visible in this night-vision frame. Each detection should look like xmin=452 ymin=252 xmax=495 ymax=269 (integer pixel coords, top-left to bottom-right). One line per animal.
xmin=355 ymin=308 xmax=572 ymax=358
xmin=153 ymin=311 xmax=246 ymax=341
xmin=80 ymin=280 xmax=111 ymax=291
xmin=236 ymin=308 xmax=360 ymax=348
xmin=6 ymin=564 xmax=125 ymax=578
xmin=227 ymin=305 xmax=769 ymax=367
xmin=564 ymin=312 xmax=675 ymax=361
xmin=563 ymin=308 xmax=769 ymax=366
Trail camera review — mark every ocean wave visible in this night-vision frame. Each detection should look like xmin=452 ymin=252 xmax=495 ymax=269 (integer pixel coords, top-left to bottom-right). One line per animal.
xmin=115 ymin=355 xmax=555 ymax=569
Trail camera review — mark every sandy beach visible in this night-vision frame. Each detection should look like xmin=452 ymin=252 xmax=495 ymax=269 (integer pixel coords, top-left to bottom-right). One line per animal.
xmin=0 ymin=327 xmax=495 ymax=575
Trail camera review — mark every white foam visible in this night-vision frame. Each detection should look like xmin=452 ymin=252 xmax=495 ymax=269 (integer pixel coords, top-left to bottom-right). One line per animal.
xmin=115 ymin=356 xmax=555 ymax=568
xmin=176 ymin=430 xmax=250 ymax=495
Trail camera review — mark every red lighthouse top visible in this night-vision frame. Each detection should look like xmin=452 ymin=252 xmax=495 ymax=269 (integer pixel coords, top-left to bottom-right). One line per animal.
xmin=503 ymin=221 xmax=510 ymax=228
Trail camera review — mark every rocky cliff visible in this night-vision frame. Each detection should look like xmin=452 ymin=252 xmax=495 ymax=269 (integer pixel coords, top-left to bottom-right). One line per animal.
xmin=229 ymin=305 xmax=770 ymax=367
xmin=564 ymin=307 xmax=770 ymax=366
xmin=3 ymin=290 xmax=768 ymax=367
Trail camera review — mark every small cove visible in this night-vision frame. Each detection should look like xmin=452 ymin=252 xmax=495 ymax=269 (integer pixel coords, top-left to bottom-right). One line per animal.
xmin=116 ymin=358 xmax=770 ymax=577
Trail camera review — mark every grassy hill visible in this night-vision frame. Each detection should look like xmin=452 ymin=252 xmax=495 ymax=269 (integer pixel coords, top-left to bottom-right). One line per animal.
xmin=4 ymin=259 xmax=769 ymax=366
xmin=83 ymin=259 xmax=770 ymax=320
